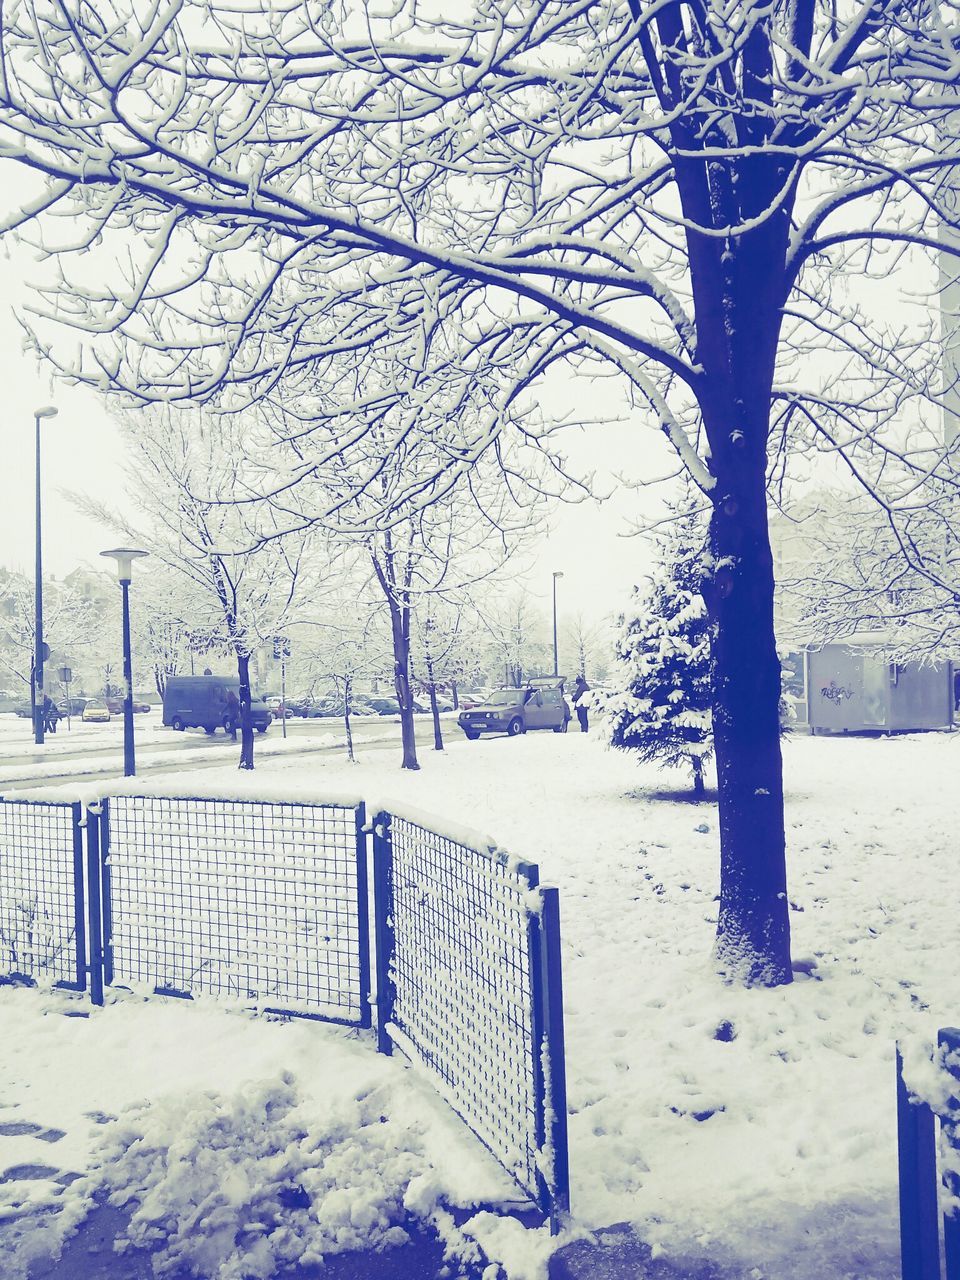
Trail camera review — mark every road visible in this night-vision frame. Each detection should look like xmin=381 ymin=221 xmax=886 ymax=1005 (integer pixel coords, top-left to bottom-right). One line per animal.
xmin=0 ymin=713 xmax=457 ymax=792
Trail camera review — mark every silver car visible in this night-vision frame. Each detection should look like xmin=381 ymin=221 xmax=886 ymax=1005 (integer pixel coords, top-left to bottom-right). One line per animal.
xmin=458 ymin=683 xmax=570 ymax=739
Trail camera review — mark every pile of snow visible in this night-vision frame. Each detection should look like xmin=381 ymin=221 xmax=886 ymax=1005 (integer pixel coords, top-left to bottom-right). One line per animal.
xmin=0 ymin=993 xmax=527 ymax=1279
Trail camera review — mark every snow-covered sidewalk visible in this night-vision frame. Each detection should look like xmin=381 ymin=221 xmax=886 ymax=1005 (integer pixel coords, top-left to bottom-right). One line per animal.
xmin=1 ymin=728 xmax=958 ymax=1279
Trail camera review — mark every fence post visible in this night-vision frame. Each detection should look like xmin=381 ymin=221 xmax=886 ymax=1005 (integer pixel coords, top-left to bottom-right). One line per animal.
xmin=371 ymin=812 xmax=395 ymax=1055
xmin=539 ymin=886 xmax=570 ymax=1231
xmin=938 ymin=1028 xmax=960 ymax=1280
xmin=70 ymin=802 xmax=88 ymax=993
xmin=99 ymin=800 xmax=113 ymax=987
xmin=85 ymin=803 xmax=105 ymax=1007
xmin=897 ymin=1044 xmax=941 ymax=1280
xmin=355 ymin=803 xmax=372 ymax=1031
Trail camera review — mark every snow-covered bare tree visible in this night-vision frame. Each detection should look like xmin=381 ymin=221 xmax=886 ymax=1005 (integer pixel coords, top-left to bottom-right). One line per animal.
xmin=5 ymin=2 xmax=960 ymax=980
xmin=414 ymin=599 xmax=481 ymax=752
xmin=78 ymin=408 xmax=314 ymax=769
xmin=774 ymin=489 xmax=960 ymax=662
xmin=269 ymin=406 xmax=545 ymax=769
xmin=480 ymin=593 xmax=551 ymax=690
xmin=130 ymin=567 xmax=212 ymax=698
xmin=364 ymin=481 xmax=535 ymax=771
xmin=293 ymin=564 xmax=391 ymax=762
xmin=0 ymin=570 xmax=101 ymax=697
xmin=563 ymin=614 xmax=607 ymax=683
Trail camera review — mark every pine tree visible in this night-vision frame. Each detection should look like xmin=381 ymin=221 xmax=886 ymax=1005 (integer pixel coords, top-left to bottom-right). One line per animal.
xmin=601 ymin=505 xmax=713 ymax=797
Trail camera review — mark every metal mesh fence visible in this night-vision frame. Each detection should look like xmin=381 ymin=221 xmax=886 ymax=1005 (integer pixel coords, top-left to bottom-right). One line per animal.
xmin=104 ymin=796 xmax=368 ymax=1023
xmin=0 ymin=799 xmax=84 ymax=989
xmin=382 ymin=814 xmax=544 ymax=1204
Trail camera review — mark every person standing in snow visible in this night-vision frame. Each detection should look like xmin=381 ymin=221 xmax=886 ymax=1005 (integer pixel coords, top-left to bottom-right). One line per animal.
xmin=225 ymin=688 xmax=240 ymax=740
xmin=42 ymin=694 xmax=59 ymax=734
xmin=571 ymin=674 xmax=590 ymax=733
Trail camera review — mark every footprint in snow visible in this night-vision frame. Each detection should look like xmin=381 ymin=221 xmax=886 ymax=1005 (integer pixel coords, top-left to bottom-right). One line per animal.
xmin=0 ymin=1123 xmax=65 ymax=1143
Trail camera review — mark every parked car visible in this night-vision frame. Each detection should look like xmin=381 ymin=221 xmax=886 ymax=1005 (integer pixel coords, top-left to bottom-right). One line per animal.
xmin=458 ymin=688 xmax=492 ymax=710
xmin=457 ymin=681 xmax=570 ymax=739
xmin=104 ymin=695 xmax=151 ymax=714
xmin=311 ymin=697 xmax=344 ymax=718
xmin=347 ymin=695 xmax=378 ymax=717
xmin=162 ymin=675 xmax=272 ymax=735
xmin=286 ymin=695 xmax=332 ymax=717
xmin=82 ymin=698 xmax=111 ymax=723
xmin=14 ymin=700 xmax=34 ymax=718
xmin=57 ymin=696 xmax=88 ymax=716
xmin=263 ymin=695 xmax=292 ymax=719
xmin=419 ymin=694 xmax=455 ymax=713
xmin=367 ymin=697 xmax=400 ymax=716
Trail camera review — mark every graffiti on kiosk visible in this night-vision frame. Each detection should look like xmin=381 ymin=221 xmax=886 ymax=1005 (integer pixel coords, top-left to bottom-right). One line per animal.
xmin=820 ymin=680 xmax=853 ymax=705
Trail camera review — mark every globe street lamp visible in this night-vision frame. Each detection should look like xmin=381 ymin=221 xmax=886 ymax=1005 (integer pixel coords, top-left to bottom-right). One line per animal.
xmin=33 ymin=406 xmax=58 ymax=745
xmin=100 ymin=548 xmax=149 ymax=776
xmin=552 ymin=570 xmax=564 ymax=677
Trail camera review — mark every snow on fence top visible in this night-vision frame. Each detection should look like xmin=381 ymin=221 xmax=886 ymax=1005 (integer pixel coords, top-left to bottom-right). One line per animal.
xmin=5 ymin=775 xmax=367 ymax=812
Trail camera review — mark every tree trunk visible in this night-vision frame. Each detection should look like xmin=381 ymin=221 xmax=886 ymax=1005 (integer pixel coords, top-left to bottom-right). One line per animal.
xmin=451 ymin=681 xmax=459 ymax=710
xmin=428 ymin=682 xmax=443 ymax=751
xmin=704 ymin=464 xmax=789 ymax=984
xmin=389 ymin=602 xmax=419 ymax=771
xmin=692 ymin=755 xmax=705 ymax=799
xmin=423 ymin=649 xmax=443 ymax=751
xmin=343 ymin=675 xmax=355 ymax=763
xmin=236 ymin=651 xmax=254 ymax=771
xmin=676 ymin=146 xmax=795 ymax=987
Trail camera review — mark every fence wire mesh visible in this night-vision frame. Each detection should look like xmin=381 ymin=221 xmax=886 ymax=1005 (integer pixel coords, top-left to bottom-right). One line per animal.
xmin=0 ymin=799 xmax=83 ymax=989
xmin=104 ymin=796 xmax=367 ymax=1022
xmin=383 ymin=814 xmax=544 ymax=1204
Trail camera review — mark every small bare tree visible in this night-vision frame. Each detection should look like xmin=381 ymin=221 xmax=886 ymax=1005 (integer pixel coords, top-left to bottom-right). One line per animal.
xmin=78 ymin=408 xmax=313 ymax=769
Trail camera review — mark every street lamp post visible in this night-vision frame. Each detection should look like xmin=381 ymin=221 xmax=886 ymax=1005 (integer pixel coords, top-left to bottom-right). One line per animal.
xmin=552 ymin=570 xmax=564 ymax=677
xmin=33 ymin=406 xmax=58 ymax=745
xmin=100 ymin=548 xmax=149 ymax=776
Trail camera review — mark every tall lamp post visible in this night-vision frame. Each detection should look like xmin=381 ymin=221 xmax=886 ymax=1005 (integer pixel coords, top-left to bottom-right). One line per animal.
xmin=33 ymin=405 xmax=58 ymax=745
xmin=100 ymin=548 xmax=149 ymax=776
xmin=552 ymin=570 xmax=564 ymax=677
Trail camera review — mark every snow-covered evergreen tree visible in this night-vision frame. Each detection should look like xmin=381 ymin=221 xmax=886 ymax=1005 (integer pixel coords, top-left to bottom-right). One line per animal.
xmin=601 ymin=506 xmax=712 ymax=797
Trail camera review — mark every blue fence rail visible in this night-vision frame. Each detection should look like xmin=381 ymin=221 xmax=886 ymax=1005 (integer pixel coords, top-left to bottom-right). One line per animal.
xmin=96 ymin=796 xmax=371 ymax=1026
xmin=372 ymin=809 xmax=570 ymax=1227
xmin=897 ymin=1029 xmax=960 ymax=1280
xmin=0 ymin=792 xmax=570 ymax=1226
xmin=0 ymin=798 xmax=86 ymax=992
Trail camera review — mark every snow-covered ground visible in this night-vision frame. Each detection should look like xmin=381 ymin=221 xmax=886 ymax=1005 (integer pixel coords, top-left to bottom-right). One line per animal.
xmin=2 ymin=728 xmax=959 ymax=1279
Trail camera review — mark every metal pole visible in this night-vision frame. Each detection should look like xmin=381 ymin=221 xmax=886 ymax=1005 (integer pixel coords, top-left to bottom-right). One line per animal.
xmin=897 ymin=1044 xmax=941 ymax=1280
xmin=552 ymin=574 xmax=559 ymax=677
xmin=121 ymin=577 xmax=135 ymax=776
xmin=281 ymin=655 xmax=287 ymax=739
xmin=34 ymin=414 xmax=44 ymax=745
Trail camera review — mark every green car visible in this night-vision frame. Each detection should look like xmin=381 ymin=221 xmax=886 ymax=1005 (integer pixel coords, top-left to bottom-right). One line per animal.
xmin=458 ymin=683 xmax=570 ymax=739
